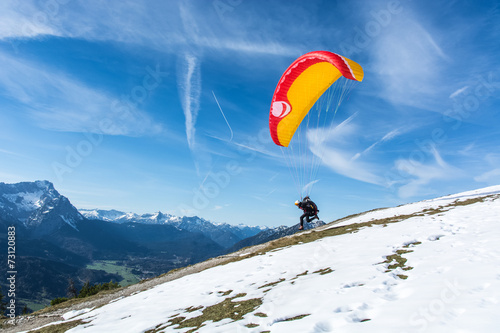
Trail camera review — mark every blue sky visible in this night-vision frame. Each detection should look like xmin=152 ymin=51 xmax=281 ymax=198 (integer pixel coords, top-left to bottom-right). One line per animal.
xmin=1 ymin=0 xmax=499 ymax=227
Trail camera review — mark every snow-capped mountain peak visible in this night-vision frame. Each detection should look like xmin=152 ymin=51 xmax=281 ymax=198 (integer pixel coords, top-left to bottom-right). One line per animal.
xmin=0 ymin=180 xmax=54 ymax=213
xmin=0 ymin=180 xmax=83 ymax=234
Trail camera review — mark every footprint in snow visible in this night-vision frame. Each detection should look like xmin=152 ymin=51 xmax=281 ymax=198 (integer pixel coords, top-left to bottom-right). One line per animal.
xmin=333 ymin=305 xmax=352 ymax=313
xmin=312 ymin=321 xmax=332 ymax=332
xmin=428 ymin=234 xmax=445 ymax=241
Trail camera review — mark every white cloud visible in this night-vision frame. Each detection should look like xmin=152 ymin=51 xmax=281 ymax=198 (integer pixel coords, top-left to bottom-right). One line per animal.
xmin=314 ymin=145 xmax=384 ymax=185
xmin=458 ymin=143 xmax=475 ymax=156
xmin=307 ymin=116 xmax=385 ymax=185
xmin=381 ymin=128 xmax=401 ymax=142
xmin=302 ymin=179 xmax=320 ymax=194
xmin=449 ymin=86 xmax=469 ymax=99
xmin=394 ymin=147 xmax=461 ymax=198
xmin=484 ymin=153 xmax=500 ymax=166
xmin=352 ymin=128 xmax=402 ymax=161
xmin=474 ymin=168 xmax=500 ymax=184
xmin=307 ymin=113 xmax=358 ymax=146
xmin=474 ymin=153 xmax=500 ymax=184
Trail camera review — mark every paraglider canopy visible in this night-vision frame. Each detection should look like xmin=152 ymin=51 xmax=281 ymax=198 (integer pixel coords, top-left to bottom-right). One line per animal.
xmin=269 ymin=51 xmax=364 ymax=198
xmin=269 ymin=51 xmax=363 ymax=147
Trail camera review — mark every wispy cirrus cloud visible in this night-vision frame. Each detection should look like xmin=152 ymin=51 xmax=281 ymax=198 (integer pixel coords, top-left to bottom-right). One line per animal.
xmin=306 ymin=114 xmax=461 ymax=199
xmin=1 ymin=0 xmax=300 ymax=154
xmin=0 ymin=0 xmax=61 ymax=39
xmin=474 ymin=153 xmax=500 ymax=185
xmin=394 ymin=146 xmax=462 ymax=198
xmin=0 ymin=0 xmax=299 ymax=56
xmin=449 ymin=86 xmax=469 ymax=99
xmin=307 ymin=115 xmax=386 ymax=185
xmin=370 ymin=16 xmax=450 ymax=110
xmin=307 ymin=117 xmax=464 ymax=199
xmin=177 ymin=52 xmax=201 ymax=150
xmin=0 ymin=51 xmax=162 ymax=136
xmin=0 ymin=148 xmax=30 ymax=159
xmin=176 ymin=1 xmax=203 ymax=152
xmin=312 ymin=144 xmax=384 ymax=185
xmin=351 ymin=128 xmax=402 ymax=161
xmin=0 ymin=1 xmax=178 ymax=44
xmin=475 ymin=168 xmax=500 ymax=184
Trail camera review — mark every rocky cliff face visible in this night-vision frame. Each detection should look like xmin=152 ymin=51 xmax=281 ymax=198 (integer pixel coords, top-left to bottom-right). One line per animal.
xmin=0 ymin=180 xmax=83 ymax=236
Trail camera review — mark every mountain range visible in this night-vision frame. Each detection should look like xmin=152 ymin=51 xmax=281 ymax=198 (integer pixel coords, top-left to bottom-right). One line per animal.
xmin=79 ymin=208 xmax=268 ymax=249
xmin=0 ymin=180 xmax=285 ymax=312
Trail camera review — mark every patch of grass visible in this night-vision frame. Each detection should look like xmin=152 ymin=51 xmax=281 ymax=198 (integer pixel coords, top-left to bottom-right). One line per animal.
xmin=164 ymin=293 xmax=263 ymax=331
xmin=28 ymin=319 xmax=85 ymax=332
xmin=454 ymin=195 xmax=498 ymax=206
xmin=185 ymin=305 xmax=203 ymax=312
xmin=379 ymin=241 xmax=422 ymax=279
xmin=145 ymin=323 xmax=167 ymax=333
xmin=404 ymin=241 xmax=422 ymax=248
xmin=421 ymin=207 xmax=446 ymax=215
xmin=290 ymin=271 xmax=308 ymax=284
xmin=254 ymin=312 xmax=268 ymax=317
xmin=313 ymin=267 xmax=334 ymax=275
xmin=218 ymin=290 xmax=233 ymax=296
xmin=385 ymin=252 xmax=410 ymax=270
xmin=246 ymin=323 xmax=259 ymax=328
xmin=169 ymin=316 xmax=186 ymax=326
xmin=292 ymin=271 xmax=309 ymax=279
xmin=282 ymin=314 xmax=310 ymax=321
xmin=258 ymin=278 xmax=286 ymax=289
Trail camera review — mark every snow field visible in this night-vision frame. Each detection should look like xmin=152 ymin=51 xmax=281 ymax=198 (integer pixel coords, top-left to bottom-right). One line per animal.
xmin=30 ymin=186 xmax=500 ymax=332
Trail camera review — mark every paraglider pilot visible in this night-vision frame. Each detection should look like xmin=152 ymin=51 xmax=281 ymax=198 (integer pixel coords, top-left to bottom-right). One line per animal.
xmin=295 ymin=196 xmax=319 ymax=230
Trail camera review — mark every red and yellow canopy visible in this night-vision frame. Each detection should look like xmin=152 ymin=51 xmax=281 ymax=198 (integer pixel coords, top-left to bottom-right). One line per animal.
xmin=269 ymin=51 xmax=364 ymax=147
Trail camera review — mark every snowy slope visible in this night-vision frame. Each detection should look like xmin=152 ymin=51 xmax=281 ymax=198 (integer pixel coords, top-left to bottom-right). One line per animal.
xmin=21 ymin=186 xmax=500 ymax=332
